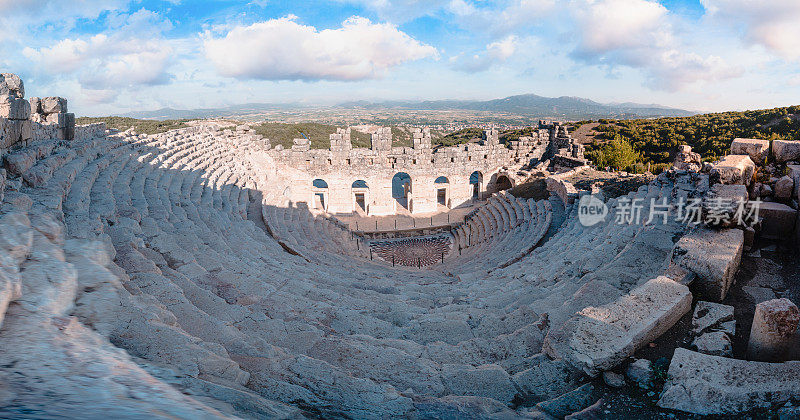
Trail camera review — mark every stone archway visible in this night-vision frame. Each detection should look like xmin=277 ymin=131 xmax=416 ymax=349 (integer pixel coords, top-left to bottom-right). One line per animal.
xmin=352 ymin=179 xmax=369 ymax=213
xmin=470 ymin=171 xmax=484 ymax=200
xmin=312 ymin=178 xmax=329 ymax=210
xmin=392 ymin=172 xmax=412 ymax=211
xmin=434 ymin=176 xmax=450 ymax=208
xmin=496 ymin=175 xmax=512 ymax=191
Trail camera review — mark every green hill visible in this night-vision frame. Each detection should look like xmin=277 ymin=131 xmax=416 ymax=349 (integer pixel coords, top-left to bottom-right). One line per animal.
xmin=580 ymin=105 xmax=800 ymax=171
xmin=76 ymin=117 xmax=192 ymax=134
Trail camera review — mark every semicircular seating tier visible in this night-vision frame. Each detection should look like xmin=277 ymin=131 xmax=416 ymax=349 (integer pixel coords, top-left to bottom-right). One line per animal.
xmin=1 ymin=123 xmax=737 ymax=419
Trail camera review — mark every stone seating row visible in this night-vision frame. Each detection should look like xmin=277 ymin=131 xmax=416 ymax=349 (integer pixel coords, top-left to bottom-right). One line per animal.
xmin=0 ymin=126 xmax=747 ymax=418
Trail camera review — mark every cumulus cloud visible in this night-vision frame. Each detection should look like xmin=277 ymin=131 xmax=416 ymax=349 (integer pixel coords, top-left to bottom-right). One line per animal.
xmin=203 ymin=16 xmax=437 ymax=81
xmin=569 ymin=0 xmax=739 ymax=90
xmin=450 ymin=35 xmax=519 ymax=72
xmin=701 ymin=0 xmax=800 ymax=60
xmin=22 ymin=8 xmax=174 ymax=96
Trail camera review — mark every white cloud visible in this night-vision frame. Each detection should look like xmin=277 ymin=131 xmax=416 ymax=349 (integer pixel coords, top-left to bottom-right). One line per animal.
xmin=450 ymin=35 xmax=519 ymax=72
xmin=338 ymin=0 xmax=554 ymax=35
xmin=0 ymin=0 xmax=128 ymax=43
xmin=202 ymin=16 xmax=437 ymax=81
xmin=571 ymin=0 xmax=669 ymax=56
xmin=22 ymin=8 xmax=175 ymax=96
xmin=447 ymin=0 xmax=555 ymax=37
xmin=569 ymin=0 xmax=739 ymax=90
xmin=701 ymin=0 xmax=800 ymax=60
xmin=336 ymin=0 xmax=450 ymax=22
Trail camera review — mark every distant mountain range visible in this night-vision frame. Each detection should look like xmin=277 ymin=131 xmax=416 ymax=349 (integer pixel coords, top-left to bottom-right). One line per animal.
xmin=123 ymin=93 xmax=695 ymax=120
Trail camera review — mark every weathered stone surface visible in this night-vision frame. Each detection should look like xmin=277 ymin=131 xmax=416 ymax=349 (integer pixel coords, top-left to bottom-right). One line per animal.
xmin=625 ymin=359 xmax=653 ymax=389
xmin=692 ymin=331 xmax=733 ymax=357
xmin=704 ymin=184 xmax=748 ymax=227
xmin=411 ymin=395 xmax=518 ymax=419
xmin=710 ymin=155 xmax=755 ymax=185
xmin=775 ymin=176 xmax=795 ymax=200
xmin=691 ymin=301 xmax=735 ymax=337
xmin=789 ymin=165 xmax=800 ymax=199
xmin=673 ymin=145 xmax=702 ymax=171
xmin=28 ymin=96 xmax=41 ymax=114
xmin=0 ymin=96 xmax=30 ymax=120
xmin=673 ymin=228 xmax=743 ymax=301
xmin=602 ymin=371 xmax=625 ymax=388
xmin=0 ymin=169 xmax=5 ymax=204
xmin=543 ymin=277 xmax=692 ymax=377
xmin=565 ymin=397 xmax=604 ymax=420
xmin=731 ymin=138 xmax=770 ymax=163
xmin=773 ymin=140 xmax=800 ymax=163
xmin=1 ymin=119 xmax=32 ymax=148
xmin=742 ymin=285 xmax=777 ymax=303
xmin=536 ymin=383 xmax=596 ymax=419
xmin=0 ymin=73 xmax=24 ymax=98
xmin=41 ymin=96 xmax=67 ymax=114
xmin=747 ymin=298 xmax=800 ymax=362
xmin=658 ymin=348 xmax=800 ymax=415
xmin=511 ymin=355 xmax=582 ymax=402
xmin=758 ymin=201 xmax=797 ymax=241
xmin=778 ymin=405 xmax=800 ymax=420
xmin=441 ymin=364 xmax=518 ymax=402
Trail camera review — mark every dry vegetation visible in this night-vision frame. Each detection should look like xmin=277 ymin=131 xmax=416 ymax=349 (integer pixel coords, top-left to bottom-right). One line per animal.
xmin=76 ymin=117 xmax=192 ymax=134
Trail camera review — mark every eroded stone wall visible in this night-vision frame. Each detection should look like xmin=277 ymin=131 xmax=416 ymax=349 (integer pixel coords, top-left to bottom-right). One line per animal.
xmin=267 ymin=123 xmax=576 ymax=215
xmin=1 ymin=73 xmax=107 ymax=158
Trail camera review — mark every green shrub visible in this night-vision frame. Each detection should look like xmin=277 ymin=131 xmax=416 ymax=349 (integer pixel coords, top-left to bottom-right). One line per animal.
xmin=587 ymin=136 xmax=639 ymax=170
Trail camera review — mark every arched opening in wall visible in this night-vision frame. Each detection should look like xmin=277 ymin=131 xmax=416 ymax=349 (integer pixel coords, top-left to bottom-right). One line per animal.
xmin=495 ymin=175 xmax=512 ymax=192
xmin=434 ymin=176 xmax=450 ymax=207
xmin=470 ymin=171 xmax=483 ymax=200
xmin=312 ymin=179 xmax=329 ymax=210
xmin=352 ymin=180 xmax=369 ymax=213
xmin=392 ymin=172 xmax=412 ymax=210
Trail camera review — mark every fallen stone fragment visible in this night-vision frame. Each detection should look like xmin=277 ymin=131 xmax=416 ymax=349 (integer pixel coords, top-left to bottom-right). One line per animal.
xmin=543 ymin=277 xmax=691 ymax=377
xmin=747 ymin=298 xmax=800 ymax=362
xmin=731 ymin=138 xmax=770 ymax=163
xmin=773 ymin=140 xmax=800 ymax=163
xmin=710 ymin=155 xmax=755 ymax=186
xmin=758 ymin=202 xmax=797 ymax=241
xmin=625 ymin=359 xmax=653 ymax=389
xmin=602 ymin=371 xmax=625 ymax=388
xmin=672 ymin=228 xmax=743 ymax=302
xmin=692 ymin=331 xmax=733 ymax=357
xmin=658 ymin=348 xmax=800 ymax=415
xmin=691 ymin=301 xmax=734 ymax=337
xmin=742 ymin=285 xmax=777 ymax=304
xmin=775 ymin=176 xmax=795 ymax=200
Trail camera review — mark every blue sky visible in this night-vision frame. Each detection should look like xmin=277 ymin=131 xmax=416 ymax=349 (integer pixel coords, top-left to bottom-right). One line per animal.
xmin=1 ymin=0 xmax=799 ymax=116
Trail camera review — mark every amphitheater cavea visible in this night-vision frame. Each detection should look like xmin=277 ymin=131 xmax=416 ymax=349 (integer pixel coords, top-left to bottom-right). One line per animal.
xmin=2 ymin=47 xmax=800 ymax=420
